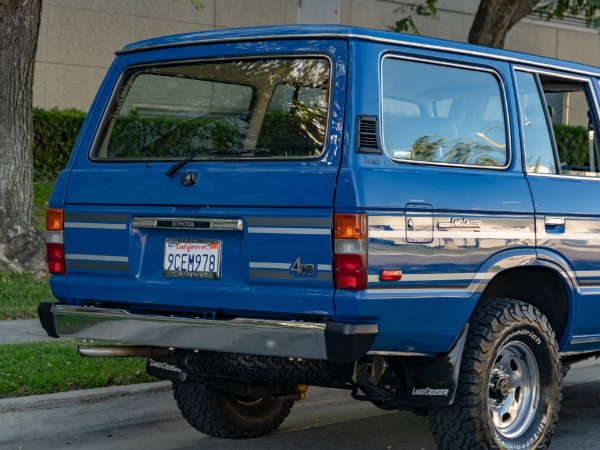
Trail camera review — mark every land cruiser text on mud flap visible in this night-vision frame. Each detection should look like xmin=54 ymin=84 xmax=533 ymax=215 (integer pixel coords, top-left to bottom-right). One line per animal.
xmin=38 ymin=25 xmax=600 ymax=448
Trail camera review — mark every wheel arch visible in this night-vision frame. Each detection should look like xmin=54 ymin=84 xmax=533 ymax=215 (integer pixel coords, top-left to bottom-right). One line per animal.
xmin=480 ymin=265 xmax=572 ymax=345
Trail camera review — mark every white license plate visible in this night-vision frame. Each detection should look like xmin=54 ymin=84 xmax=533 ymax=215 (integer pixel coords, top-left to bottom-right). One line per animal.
xmin=163 ymin=238 xmax=221 ymax=279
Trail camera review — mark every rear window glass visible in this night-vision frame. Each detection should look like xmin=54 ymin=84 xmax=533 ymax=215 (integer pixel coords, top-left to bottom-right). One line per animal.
xmin=93 ymin=58 xmax=331 ymax=160
xmin=381 ymin=58 xmax=508 ymax=168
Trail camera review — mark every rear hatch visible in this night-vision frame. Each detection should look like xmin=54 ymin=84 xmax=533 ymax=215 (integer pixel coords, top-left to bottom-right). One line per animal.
xmin=59 ymin=38 xmax=347 ymax=318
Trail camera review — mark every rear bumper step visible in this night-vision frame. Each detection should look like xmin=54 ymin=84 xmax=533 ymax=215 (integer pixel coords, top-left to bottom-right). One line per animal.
xmin=38 ymin=302 xmax=377 ymax=363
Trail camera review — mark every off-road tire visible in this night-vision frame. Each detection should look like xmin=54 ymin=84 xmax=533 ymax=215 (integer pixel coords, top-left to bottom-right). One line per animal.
xmin=173 ymin=377 xmax=294 ymax=439
xmin=183 ymin=350 xmax=354 ymax=387
xmin=428 ymin=297 xmax=562 ymax=449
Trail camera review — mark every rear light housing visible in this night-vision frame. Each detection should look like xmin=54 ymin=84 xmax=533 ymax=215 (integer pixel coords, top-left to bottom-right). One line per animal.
xmin=46 ymin=208 xmax=65 ymax=274
xmin=334 ymin=214 xmax=367 ymax=290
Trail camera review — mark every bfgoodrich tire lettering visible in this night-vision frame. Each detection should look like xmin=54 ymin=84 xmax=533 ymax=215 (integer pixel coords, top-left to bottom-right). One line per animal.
xmin=428 ymin=298 xmax=562 ymax=449
xmin=172 ymin=378 xmax=293 ymax=439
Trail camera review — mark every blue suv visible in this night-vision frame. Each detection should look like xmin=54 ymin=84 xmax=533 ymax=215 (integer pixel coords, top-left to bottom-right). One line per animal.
xmin=39 ymin=25 xmax=600 ymax=449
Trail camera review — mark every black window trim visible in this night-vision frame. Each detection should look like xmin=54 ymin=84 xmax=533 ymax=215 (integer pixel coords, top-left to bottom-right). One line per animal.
xmin=514 ymin=65 xmax=600 ymax=181
xmin=89 ymin=53 xmax=335 ymax=164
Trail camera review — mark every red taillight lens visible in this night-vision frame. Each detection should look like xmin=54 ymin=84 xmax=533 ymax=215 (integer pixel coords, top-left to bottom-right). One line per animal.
xmin=334 ymin=253 xmax=367 ymax=289
xmin=334 ymin=214 xmax=367 ymax=290
xmin=46 ymin=208 xmax=65 ymax=275
xmin=47 ymin=242 xmax=65 ymax=274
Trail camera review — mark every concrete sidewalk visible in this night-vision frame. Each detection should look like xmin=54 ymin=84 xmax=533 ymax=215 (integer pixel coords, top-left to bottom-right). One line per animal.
xmin=0 ymin=381 xmax=179 ymax=446
xmin=0 ymin=318 xmax=56 ymax=344
xmin=0 ymin=319 xmax=179 ymax=446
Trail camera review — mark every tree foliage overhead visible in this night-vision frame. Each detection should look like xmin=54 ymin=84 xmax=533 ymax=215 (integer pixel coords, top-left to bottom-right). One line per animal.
xmin=391 ymin=0 xmax=600 ymax=48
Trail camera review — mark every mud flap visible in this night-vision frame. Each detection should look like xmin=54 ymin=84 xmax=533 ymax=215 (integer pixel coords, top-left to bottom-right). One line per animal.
xmin=146 ymin=355 xmax=188 ymax=382
xmin=402 ymin=324 xmax=468 ymax=407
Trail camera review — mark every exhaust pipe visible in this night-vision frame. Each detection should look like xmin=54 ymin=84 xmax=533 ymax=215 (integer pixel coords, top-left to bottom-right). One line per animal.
xmin=78 ymin=345 xmax=171 ymax=358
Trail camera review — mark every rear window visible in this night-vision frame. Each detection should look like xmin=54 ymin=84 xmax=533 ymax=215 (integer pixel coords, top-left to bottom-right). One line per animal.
xmin=93 ymin=57 xmax=331 ymax=160
xmin=381 ymin=57 xmax=508 ymax=168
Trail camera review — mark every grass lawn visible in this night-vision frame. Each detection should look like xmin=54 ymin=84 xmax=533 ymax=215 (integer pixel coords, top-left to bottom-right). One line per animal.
xmin=0 ymin=271 xmax=53 ymax=320
xmin=0 ymin=340 xmax=156 ymax=398
xmin=0 ymin=180 xmax=56 ymax=319
xmin=0 ymin=180 xmax=159 ymax=398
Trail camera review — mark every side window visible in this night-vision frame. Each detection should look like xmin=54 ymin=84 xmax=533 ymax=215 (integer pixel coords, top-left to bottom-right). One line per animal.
xmin=539 ymin=75 xmax=599 ymax=177
xmin=515 ymin=71 xmax=557 ymax=174
xmin=381 ymin=58 xmax=508 ymax=167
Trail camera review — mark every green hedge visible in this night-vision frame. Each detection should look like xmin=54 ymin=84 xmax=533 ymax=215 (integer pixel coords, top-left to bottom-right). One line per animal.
xmin=30 ymin=108 xmax=596 ymax=181
xmin=33 ymin=107 xmax=86 ymax=181
xmin=553 ymin=123 xmax=590 ymax=168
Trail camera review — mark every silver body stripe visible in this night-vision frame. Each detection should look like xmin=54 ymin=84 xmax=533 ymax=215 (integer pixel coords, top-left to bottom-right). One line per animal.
xmin=576 ymin=271 xmax=600 ymax=278
xmin=250 ymin=262 xmax=332 ymax=271
xmin=370 ymin=230 xmax=534 ymax=240
xmin=248 ymin=227 xmax=330 ymax=235
xmin=65 ymin=222 xmax=127 ymax=230
xmin=250 ymin=262 xmax=290 ymax=270
xmin=540 ymin=233 xmax=600 ymax=241
xmin=368 ymin=272 xmax=495 ymax=283
xmin=65 ymin=261 xmax=129 ymax=272
xmin=65 ymin=254 xmax=129 ymax=263
xmin=246 ymin=217 xmax=330 ymax=227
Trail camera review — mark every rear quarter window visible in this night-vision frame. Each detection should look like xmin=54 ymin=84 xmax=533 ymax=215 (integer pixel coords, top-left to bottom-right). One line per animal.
xmin=381 ymin=57 xmax=508 ymax=168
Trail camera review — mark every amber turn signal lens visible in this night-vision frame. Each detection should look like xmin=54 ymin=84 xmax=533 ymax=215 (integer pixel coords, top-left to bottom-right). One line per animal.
xmin=334 ymin=214 xmax=366 ymax=240
xmin=46 ymin=208 xmax=64 ymax=231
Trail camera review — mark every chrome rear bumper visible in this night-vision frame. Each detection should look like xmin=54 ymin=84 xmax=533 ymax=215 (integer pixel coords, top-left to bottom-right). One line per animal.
xmin=38 ymin=303 xmax=377 ymax=363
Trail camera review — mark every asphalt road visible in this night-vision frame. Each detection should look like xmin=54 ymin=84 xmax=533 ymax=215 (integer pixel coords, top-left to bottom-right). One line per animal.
xmin=14 ymin=359 xmax=600 ymax=450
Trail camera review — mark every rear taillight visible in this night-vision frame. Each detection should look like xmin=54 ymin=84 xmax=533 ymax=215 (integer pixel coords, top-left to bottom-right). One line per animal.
xmin=334 ymin=214 xmax=367 ymax=290
xmin=46 ymin=208 xmax=65 ymax=274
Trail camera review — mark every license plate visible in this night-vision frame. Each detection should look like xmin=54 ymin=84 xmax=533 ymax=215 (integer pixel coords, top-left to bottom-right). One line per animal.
xmin=163 ymin=238 xmax=221 ymax=279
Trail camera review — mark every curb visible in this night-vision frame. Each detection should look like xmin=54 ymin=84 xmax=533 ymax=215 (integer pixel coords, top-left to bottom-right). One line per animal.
xmin=0 ymin=381 xmax=180 ymax=445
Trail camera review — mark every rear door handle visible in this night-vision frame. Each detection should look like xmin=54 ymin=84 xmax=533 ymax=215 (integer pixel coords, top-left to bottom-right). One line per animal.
xmin=545 ymin=217 xmax=565 ymax=226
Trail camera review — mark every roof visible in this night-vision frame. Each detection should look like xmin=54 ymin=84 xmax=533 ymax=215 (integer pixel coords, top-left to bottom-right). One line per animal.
xmin=118 ymin=24 xmax=600 ymax=77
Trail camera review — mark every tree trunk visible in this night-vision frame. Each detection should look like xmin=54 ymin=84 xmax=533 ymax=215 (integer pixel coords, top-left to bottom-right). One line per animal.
xmin=0 ymin=0 xmax=45 ymax=272
xmin=468 ymin=0 xmax=539 ymax=48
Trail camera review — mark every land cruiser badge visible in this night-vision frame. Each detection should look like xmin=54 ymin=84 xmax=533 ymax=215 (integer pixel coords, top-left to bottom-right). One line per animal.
xmin=437 ymin=218 xmax=482 ymax=229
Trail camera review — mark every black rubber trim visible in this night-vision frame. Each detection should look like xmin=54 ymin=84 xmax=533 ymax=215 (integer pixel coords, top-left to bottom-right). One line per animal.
xmin=37 ymin=302 xmax=59 ymax=338
xmin=325 ymin=322 xmax=378 ymax=363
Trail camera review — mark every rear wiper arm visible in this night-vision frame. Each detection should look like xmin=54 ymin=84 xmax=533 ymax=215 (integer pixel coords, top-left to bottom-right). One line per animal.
xmin=166 ymin=152 xmax=200 ymax=178
xmin=166 ymin=148 xmax=271 ymax=178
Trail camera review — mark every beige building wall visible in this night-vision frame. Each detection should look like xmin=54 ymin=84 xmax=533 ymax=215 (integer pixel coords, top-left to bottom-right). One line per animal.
xmin=34 ymin=0 xmax=600 ymax=112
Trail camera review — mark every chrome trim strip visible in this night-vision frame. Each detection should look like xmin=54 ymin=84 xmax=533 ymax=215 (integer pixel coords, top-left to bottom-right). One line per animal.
xmin=64 ymin=222 xmax=127 ymax=230
xmin=65 ymin=254 xmax=129 ymax=263
xmin=367 ymin=350 xmax=434 ymax=357
xmin=132 ymin=217 xmax=243 ymax=231
xmin=116 ymin=31 xmax=600 ymax=78
xmin=248 ymin=227 xmax=330 ymax=235
xmin=52 ymin=305 xmax=331 ymax=359
xmin=570 ymin=334 xmax=600 ymax=345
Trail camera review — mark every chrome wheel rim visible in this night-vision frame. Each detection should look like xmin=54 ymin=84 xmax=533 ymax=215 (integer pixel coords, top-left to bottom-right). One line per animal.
xmin=488 ymin=341 xmax=539 ymax=439
xmin=234 ymin=396 xmax=264 ymax=407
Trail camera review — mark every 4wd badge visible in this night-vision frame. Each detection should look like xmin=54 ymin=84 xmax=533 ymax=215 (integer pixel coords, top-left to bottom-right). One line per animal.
xmin=290 ymin=258 xmax=315 ymax=276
